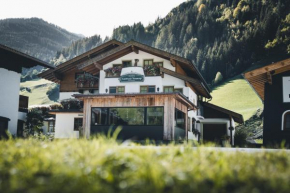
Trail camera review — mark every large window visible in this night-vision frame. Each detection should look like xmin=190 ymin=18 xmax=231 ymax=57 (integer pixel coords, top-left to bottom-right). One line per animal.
xmin=109 ymin=108 xmax=145 ymax=125
xmin=48 ymin=121 xmax=55 ymax=132
xmin=92 ymin=108 xmax=108 ymax=125
xmin=147 ymin=107 xmax=163 ymax=125
xmin=175 ymin=109 xmax=185 ymax=130
xmin=91 ymin=107 xmax=164 ymax=126
xmin=140 ymin=86 xmax=155 ymax=93
xmin=74 ymin=118 xmax=83 ymax=131
xmin=283 ymin=111 xmax=290 ymax=130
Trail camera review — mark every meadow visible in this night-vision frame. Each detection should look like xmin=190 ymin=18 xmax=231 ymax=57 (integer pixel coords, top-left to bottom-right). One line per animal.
xmin=1 ymin=137 xmax=290 ymax=193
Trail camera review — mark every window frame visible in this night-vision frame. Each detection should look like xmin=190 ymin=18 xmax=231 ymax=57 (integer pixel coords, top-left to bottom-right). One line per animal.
xmin=91 ymin=107 xmax=164 ymax=126
xmin=122 ymin=60 xmax=132 ymax=68
xmin=74 ymin=118 xmax=83 ymax=131
xmin=48 ymin=121 xmax=55 ymax=132
xmin=143 ymin=59 xmax=154 ymax=66
xmin=140 ymin=85 xmax=156 ymax=93
xmin=109 ymin=86 xmax=125 ymax=94
xmin=163 ymin=86 xmax=174 ymax=93
xmin=282 ymin=110 xmax=290 ymax=131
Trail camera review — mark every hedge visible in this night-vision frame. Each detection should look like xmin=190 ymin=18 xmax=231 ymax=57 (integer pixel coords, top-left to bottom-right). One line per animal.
xmin=0 ymin=138 xmax=290 ymax=193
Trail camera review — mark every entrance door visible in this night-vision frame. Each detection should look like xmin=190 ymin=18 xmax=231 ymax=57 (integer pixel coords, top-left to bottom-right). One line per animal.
xmin=0 ymin=116 xmax=10 ymax=139
xmin=203 ymin=124 xmax=227 ymax=143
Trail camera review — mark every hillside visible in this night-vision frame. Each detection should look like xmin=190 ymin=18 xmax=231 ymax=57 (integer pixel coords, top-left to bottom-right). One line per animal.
xmin=210 ymin=75 xmax=263 ymax=120
xmin=0 ymin=18 xmax=82 ymax=63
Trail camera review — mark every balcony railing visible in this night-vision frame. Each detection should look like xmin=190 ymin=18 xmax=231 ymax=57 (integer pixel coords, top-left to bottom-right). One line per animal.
xmin=75 ymin=73 xmax=99 ymax=89
xmin=19 ymin=95 xmax=28 ymax=113
xmin=105 ymin=65 xmax=161 ymax=78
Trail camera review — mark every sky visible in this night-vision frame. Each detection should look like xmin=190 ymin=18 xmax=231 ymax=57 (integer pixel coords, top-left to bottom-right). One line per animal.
xmin=0 ymin=0 xmax=187 ymax=38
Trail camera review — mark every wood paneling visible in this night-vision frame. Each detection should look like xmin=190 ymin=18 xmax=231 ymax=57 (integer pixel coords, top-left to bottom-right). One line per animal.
xmin=81 ymin=94 xmax=191 ymax=140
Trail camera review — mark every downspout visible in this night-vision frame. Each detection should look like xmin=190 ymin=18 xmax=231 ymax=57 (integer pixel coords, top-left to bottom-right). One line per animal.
xmin=229 ymin=116 xmax=234 ymax=146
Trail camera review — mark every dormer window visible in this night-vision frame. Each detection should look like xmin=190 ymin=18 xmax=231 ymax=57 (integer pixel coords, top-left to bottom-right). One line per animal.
xmin=122 ymin=60 xmax=132 ymax=68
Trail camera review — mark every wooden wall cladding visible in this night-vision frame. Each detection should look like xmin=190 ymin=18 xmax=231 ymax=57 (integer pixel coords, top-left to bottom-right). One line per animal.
xmin=82 ymin=94 xmax=190 ymax=140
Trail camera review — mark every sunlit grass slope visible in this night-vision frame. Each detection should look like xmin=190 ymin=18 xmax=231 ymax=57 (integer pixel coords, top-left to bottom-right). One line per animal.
xmin=20 ymin=78 xmax=56 ymax=106
xmin=0 ymin=138 xmax=290 ymax=193
xmin=210 ymin=75 xmax=263 ymax=121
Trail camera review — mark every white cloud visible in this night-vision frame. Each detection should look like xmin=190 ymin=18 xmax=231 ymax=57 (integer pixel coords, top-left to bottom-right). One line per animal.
xmin=0 ymin=0 xmax=186 ymax=38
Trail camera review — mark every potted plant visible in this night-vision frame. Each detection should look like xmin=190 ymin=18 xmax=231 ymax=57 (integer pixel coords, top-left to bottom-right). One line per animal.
xmin=144 ymin=64 xmax=160 ymax=76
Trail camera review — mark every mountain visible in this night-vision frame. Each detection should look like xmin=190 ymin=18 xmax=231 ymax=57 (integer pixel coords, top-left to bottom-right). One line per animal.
xmin=0 ymin=18 xmax=82 ymax=63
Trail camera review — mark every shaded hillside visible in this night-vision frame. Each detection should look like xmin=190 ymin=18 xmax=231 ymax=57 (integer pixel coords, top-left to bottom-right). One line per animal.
xmin=51 ymin=35 xmax=105 ymax=65
xmin=0 ymin=18 xmax=82 ymax=63
xmin=111 ymin=0 xmax=290 ymax=83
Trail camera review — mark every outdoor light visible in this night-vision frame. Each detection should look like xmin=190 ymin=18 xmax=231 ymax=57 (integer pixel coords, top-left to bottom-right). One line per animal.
xmin=105 ymin=88 xmax=108 ymax=93
xmin=157 ymin=87 xmax=160 ymax=92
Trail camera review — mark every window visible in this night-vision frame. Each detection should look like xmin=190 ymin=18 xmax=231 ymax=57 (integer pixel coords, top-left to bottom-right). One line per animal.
xmin=283 ymin=111 xmax=290 ymax=130
xmin=74 ymin=118 xmax=83 ymax=131
xmin=144 ymin=59 xmax=153 ymax=66
xmin=110 ymin=87 xmax=117 ymax=93
xmin=117 ymin=87 xmax=125 ymax=93
xmin=91 ymin=107 xmax=164 ymax=126
xmin=110 ymin=86 xmax=125 ymax=94
xmin=109 ymin=108 xmax=145 ymax=125
xmin=92 ymin=108 xmax=108 ymax=125
xmin=147 ymin=107 xmax=163 ymax=125
xmin=48 ymin=121 xmax=55 ymax=132
xmin=174 ymin=88 xmax=183 ymax=93
xmin=175 ymin=109 xmax=185 ymax=130
xmin=164 ymin=86 xmax=174 ymax=93
xmin=140 ymin=86 xmax=155 ymax=93
xmin=154 ymin=62 xmax=163 ymax=67
xmin=122 ymin=60 xmax=132 ymax=68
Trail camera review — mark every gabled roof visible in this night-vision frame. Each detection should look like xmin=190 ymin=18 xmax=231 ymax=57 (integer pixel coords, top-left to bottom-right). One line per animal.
xmin=203 ymin=102 xmax=244 ymax=124
xmin=243 ymin=58 xmax=290 ymax=101
xmin=0 ymin=43 xmax=54 ymax=73
xmin=38 ymin=39 xmax=123 ymax=82
xmin=77 ymin=40 xmax=211 ymax=98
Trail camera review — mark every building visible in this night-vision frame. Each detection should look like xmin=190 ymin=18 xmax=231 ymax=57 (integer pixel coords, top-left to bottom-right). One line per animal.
xmin=244 ymin=58 xmax=290 ymax=145
xmin=39 ymin=40 xmax=243 ymax=144
xmin=0 ymin=44 xmax=55 ymax=138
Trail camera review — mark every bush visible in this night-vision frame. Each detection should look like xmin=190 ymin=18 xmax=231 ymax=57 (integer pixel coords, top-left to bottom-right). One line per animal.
xmin=1 ymin=138 xmax=290 ymax=193
xmin=60 ymin=99 xmax=83 ymax=110
xmin=234 ymin=128 xmax=248 ymax=147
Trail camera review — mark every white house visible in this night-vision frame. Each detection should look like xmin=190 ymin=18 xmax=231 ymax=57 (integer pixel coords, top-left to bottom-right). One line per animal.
xmin=0 ymin=44 xmax=55 ymax=138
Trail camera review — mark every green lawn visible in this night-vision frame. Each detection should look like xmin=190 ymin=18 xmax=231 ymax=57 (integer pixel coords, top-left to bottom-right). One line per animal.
xmin=210 ymin=75 xmax=263 ymax=121
xmin=20 ymin=78 xmax=57 ymax=106
xmin=0 ymin=138 xmax=290 ymax=193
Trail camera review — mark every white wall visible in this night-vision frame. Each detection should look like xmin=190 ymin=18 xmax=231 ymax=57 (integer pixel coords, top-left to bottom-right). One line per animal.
xmin=0 ymin=68 xmax=21 ymax=135
xmin=54 ymin=113 xmax=82 ymax=138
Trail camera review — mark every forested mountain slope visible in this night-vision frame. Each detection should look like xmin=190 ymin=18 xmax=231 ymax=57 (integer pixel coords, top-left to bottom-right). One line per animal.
xmin=110 ymin=0 xmax=290 ymax=83
xmin=0 ymin=18 xmax=82 ymax=63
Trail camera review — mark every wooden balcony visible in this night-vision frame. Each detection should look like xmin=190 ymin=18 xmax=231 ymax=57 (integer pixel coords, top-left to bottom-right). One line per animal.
xmin=19 ymin=95 xmax=28 ymax=113
xmin=75 ymin=72 xmax=99 ymax=90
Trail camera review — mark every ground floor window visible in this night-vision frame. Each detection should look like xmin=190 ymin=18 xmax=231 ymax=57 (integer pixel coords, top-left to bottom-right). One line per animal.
xmin=140 ymin=86 xmax=155 ymax=93
xmin=91 ymin=107 xmax=164 ymax=126
xmin=283 ymin=111 xmax=290 ymax=130
xmin=74 ymin=118 xmax=83 ymax=131
xmin=110 ymin=86 xmax=125 ymax=94
xmin=175 ymin=109 xmax=185 ymax=130
xmin=48 ymin=121 xmax=55 ymax=132
xmin=164 ymin=86 xmax=174 ymax=93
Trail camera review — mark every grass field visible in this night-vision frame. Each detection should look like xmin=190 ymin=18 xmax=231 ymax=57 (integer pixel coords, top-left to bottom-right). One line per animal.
xmin=20 ymin=78 xmax=57 ymax=106
xmin=210 ymin=75 xmax=263 ymax=121
xmin=0 ymin=138 xmax=290 ymax=193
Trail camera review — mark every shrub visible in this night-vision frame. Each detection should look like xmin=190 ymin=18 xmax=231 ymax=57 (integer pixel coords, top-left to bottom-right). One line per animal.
xmin=60 ymin=99 xmax=83 ymax=110
xmin=0 ymin=138 xmax=290 ymax=193
xmin=234 ymin=128 xmax=248 ymax=147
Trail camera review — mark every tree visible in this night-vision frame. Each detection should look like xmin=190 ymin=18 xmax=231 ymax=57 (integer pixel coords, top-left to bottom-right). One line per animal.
xmin=26 ymin=109 xmax=44 ymax=135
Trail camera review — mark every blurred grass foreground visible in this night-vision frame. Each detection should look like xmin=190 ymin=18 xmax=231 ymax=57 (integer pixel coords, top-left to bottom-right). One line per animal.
xmin=1 ymin=137 xmax=290 ymax=193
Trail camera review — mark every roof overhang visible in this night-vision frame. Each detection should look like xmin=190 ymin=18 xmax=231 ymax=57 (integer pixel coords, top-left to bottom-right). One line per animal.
xmin=243 ymin=58 xmax=290 ymax=101
xmin=203 ymin=102 xmax=244 ymax=124
xmin=0 ymin=44 xmax=55 ymax=73
xmin=73 ymin=92 xmax=197 ymax=110
xmin=38 ymin=39 xmax=124 ymax=83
